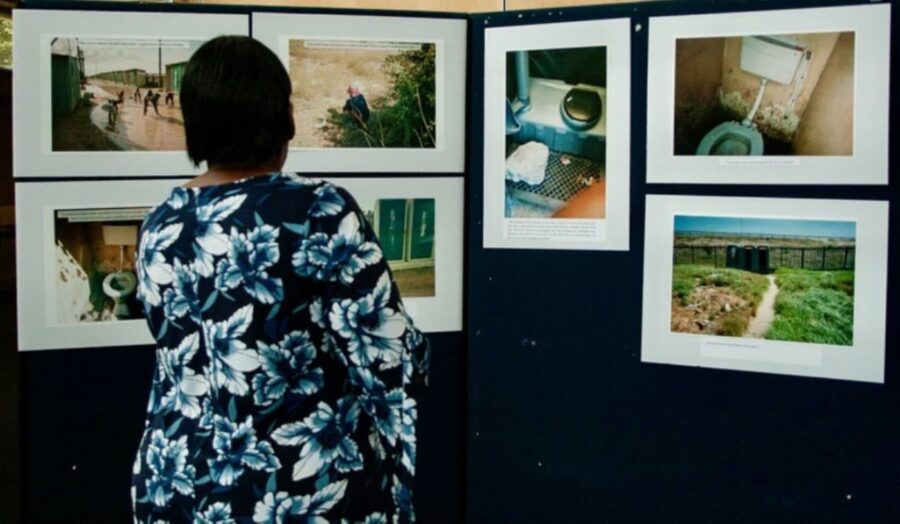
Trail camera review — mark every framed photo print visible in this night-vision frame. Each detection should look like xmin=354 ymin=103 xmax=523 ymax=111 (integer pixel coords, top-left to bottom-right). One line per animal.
xmin=13 ymin=9 xmax=249 ymax=178
xmin=324 ymin=176 xmax=464 ymax=332
xmin=252 ymin=12 xmax=466 ymax=173
xmin=481 ymin=17 xmax=631 ymax=250
xmin=646 ymin=4 xmax=890 ymax=184
xmin=641 ymin=195 xmax=888 ymax=383
xmin=16 ymin=178 xmax=189 ymax=350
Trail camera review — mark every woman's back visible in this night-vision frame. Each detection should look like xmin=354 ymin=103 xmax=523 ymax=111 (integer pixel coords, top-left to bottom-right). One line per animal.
xmin=131 ymin=172 xmax=428 ymax=523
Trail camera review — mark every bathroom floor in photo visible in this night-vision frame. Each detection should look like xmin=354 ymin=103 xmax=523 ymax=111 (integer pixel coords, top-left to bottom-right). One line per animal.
xmin=505 ymin=143 xmax=604 ymax=218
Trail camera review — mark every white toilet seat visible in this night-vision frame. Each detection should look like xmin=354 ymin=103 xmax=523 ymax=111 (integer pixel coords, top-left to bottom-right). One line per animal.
xmin=103 ymin=271 xmax=137 ymax=299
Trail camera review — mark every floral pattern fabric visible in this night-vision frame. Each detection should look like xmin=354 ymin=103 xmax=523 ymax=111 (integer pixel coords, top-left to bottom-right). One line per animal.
xmin=132 ymin=173 xmax=429 ymax=523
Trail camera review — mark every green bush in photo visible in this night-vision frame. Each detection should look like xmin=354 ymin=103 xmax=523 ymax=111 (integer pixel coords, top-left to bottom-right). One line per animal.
xmin=326 ymin=44 xmax=436 ymax=148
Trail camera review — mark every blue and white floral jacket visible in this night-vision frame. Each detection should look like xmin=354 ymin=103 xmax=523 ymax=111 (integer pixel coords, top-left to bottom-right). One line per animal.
xmin=131 ymin=173 xmax=429 ymax=524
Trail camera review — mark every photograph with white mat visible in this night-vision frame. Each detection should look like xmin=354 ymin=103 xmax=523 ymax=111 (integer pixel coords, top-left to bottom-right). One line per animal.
xmin=482 ymin=17 xmax=630 ymax=251
xmin=16 ymin=178 xmax=189 ymax=351
xmin=646 ymin=3 xmax=890 ymax=185
xmin=641 ymin=195 xmax=888 ymax=383
xmin=12 ymin=9 xmax=249 ymax=178
xmin=252 ymin=12 xmax=466 ymax=173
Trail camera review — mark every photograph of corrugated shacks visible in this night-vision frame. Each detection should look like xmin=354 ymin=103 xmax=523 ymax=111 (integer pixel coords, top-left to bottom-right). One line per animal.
xmin=670 ymin=215 xmax=856 ymax=346
xmin=50 ymin=37 xmax=202 ymax=151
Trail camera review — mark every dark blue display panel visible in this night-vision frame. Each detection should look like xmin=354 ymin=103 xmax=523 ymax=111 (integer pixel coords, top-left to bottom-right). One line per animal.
xmin=467 ymin=0 xmax=898 ymax=521
xmin=23 ymin=332 xmax=463 ymax=522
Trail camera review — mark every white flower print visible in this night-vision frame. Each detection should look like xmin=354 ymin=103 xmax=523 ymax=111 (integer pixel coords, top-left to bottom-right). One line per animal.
xmin=203 ymin=305 xmax=260 ymax=396
xmin=293 ymin=212 xmax=382 ymax=285
xmin=157 ymin=332 xmax=209 ymax=419
xmin=329 ymin=271 xmax=406 ymax=368
xmin=192 ymin=194 xmax=247 ymax=277
xmin=137 ymin=222 xmax=183 ymax=307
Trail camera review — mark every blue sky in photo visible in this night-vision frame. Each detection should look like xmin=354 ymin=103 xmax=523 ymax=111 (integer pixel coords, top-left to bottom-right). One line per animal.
xmin=674 ymin=215 xmax=856 ymax=239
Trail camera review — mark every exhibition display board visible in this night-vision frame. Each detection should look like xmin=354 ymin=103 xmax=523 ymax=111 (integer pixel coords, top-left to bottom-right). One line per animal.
xmin=13 ymin=6 xmax=467 ymax=349
xmin=10 ymin=0 xmax=897 ymax=522
xmin=465 ymin=1 xmax=895 ymax=522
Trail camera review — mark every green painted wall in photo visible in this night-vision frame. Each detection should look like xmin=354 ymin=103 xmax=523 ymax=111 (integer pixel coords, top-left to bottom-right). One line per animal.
xmin=51 ymin=54 xmax=81 ymax=116
xmin=166 ymin=61 xmax=188 ymax=92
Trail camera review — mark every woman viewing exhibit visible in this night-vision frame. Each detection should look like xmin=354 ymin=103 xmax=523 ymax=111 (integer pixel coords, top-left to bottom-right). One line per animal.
xmin=130 ymin=36 xmax=429 ymax=522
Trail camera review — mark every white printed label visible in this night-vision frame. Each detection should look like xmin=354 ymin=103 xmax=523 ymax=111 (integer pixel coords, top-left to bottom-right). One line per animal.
xmin=700 ymin=337 xmax=823 ymax=366
xmin=504 ymin=218 xmax=604 ymax=242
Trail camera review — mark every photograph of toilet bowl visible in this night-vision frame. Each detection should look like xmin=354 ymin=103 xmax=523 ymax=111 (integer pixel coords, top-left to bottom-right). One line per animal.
xmin=103 ymin=271 xmax=138 ymax=318
xmin=675 ymin=31 xmax=854 ymax=157
xmin=53 ymin=209 xmax=145 ymax=324
xmin=646 ymin=4 xmax=889 ymax=185
xmin=504 ymin=46 xmax=607 ymax=219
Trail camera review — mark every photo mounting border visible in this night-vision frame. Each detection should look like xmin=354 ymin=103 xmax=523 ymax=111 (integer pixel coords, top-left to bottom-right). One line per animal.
xmin=12 ymin=9 xmax=250 ymax=178
xmin=641 ymin=194 xmax=888 ymax=383
xmin=646 ymin=3 xmax=890 ymax=185
xmin=481 ymin=17 xmax=631 ymax=251
xmin=16 ymin=175 xmax=463 ymax=351
xmin=16 ymin=178 xmax=190 ymax=351
xmin=252 ymin=12 xmax=466 ymax=174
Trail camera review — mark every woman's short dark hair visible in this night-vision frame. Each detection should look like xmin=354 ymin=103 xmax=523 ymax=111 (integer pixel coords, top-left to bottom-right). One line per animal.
xmin=181 ymin=36 xmax=295 ymax=169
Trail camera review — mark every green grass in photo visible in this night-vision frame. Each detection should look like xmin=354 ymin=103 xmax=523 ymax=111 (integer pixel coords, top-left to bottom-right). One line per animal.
xmin=671 ymin=265 xmax=770 ymax=337
xmin=672 ymin=264 xmax=770 ymax=307
xmin=325 ymin=45 xmax=436 ymax=148
xmin=767 ymin=267 xmax=855 ymax=346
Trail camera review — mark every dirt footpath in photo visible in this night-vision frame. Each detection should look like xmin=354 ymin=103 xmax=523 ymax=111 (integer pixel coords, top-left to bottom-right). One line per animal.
xmin=289 ymin=42 xmax=394 ymax=148
xmin=86 ymin=80 xmax=186 ymax=151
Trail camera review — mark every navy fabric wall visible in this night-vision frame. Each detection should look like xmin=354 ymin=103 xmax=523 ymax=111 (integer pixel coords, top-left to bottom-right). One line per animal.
xmin=466 ymin=0 xmax=899 ymax=522
xmin=22 ymin=332 xmax=463 ymax=522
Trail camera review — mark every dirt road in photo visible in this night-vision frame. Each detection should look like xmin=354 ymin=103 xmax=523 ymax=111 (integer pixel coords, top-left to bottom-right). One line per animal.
xmin=85 ymin=80 xmax=185 ymax=151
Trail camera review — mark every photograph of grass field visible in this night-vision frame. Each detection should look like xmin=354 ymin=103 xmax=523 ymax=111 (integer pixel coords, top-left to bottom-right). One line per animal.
xmin=671 ymin=215 xmax=856 ymax=346
xmin=288 ymin=38 xmax=436 ymax=149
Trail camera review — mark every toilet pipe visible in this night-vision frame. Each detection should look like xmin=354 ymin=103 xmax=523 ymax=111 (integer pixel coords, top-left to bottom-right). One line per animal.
xmin=742 ymin=77 xmax=768 ymax=127
xmin=514 ymin=50 xmax=531 ymax=110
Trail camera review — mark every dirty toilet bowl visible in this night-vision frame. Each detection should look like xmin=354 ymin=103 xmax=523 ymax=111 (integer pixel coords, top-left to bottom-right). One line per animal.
xmin=103 ymin=271 xmax=137 ymax=318
xmin=696 ymin=121 xmax=764 ymax=156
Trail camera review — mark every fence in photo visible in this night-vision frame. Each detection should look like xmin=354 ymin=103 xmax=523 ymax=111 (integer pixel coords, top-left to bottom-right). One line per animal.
xmin=673 ymin=244 xmax=855 ymax=272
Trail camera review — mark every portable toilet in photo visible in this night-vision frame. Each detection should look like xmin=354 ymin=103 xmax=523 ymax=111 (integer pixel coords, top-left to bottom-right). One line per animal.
xmin=727 ymin=245 xmax=740 ymax=269
xmin=757 ymin=245 xmax=770 ymax=274
xmin=743 ymin=245 xmax=754 ymax=271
